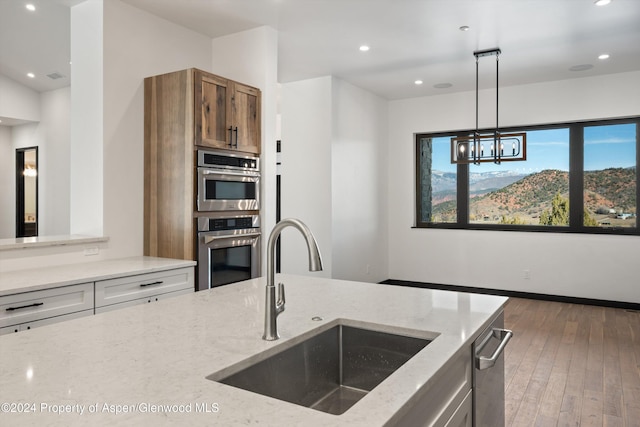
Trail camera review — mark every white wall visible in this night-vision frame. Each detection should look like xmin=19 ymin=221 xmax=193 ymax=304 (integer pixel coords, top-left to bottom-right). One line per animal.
xmin=280 ymin=76 xmax=389 ymax=283
xmin=39 ymin=87 xmax=71 ymax=236
xmin=331 ymin=79 xmax=388 ymax=282
xmin=388 ymin=71 xmax=640 ymax=304
xmin=281 ymin=77 xmax=333 ymax=277
xmin=70 ymin=0 xmax=103 ymax=237
xmin=101 ymin=0 xmax=213 ymax=260
xmin=0 ymin=74 xmax=40 ymax=123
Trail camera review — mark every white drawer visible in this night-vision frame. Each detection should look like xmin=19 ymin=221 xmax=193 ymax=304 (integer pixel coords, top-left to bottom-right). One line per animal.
xmin=94 ymin=288 xmax=193 ymax=315
xmin=0 ymin=283 xmax=94 ymax=329
xmin=0 ymin=309 xmax=93 ymax=336
xmin=95 ymin=267 xmax=193 ymax=308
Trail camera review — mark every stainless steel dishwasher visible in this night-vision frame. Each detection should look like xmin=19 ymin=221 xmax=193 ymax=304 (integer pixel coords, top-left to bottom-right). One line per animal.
xmin=473 ymin=311 xmax=513 ymax=427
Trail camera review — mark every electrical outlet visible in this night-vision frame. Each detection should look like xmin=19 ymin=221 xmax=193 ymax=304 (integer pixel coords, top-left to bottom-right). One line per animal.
xmin=84 ymin=247 xmax=99 ymax=256
xmin=523 ymin=269 xmax=531 ymax=280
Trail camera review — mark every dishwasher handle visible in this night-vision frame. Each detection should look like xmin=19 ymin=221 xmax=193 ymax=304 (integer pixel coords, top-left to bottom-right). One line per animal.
xmin=475 ymin=328 xmax=513 ymax=370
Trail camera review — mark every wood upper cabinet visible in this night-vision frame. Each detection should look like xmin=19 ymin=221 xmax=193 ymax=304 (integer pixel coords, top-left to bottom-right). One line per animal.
xmin=194 ymin=69 xmax=261 ymax=154
xmin=195 ymin=71 xmax=229 ymax=148
xmin=230 ymin=81 xmax=261 ymax=153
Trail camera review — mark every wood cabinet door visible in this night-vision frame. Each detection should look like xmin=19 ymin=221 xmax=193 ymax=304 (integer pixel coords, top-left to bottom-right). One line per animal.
xmin=230 ymin=81 xmax=261 ymax=154
xmin=195 ymin=70 xmax=231 ymax=149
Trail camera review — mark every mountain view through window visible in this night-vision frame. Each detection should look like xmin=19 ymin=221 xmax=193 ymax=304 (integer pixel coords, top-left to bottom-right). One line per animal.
xmin=417 ymin=119 xmax=638 ymax=231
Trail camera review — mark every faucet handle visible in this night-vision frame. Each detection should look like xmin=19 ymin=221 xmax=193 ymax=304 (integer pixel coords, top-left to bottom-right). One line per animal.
xmin=276 ymin=282 xmax=286 ymax=314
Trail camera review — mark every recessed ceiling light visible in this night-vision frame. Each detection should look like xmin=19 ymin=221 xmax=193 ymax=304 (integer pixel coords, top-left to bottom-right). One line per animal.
xmin=27 ymin=72 xmax=35 ymax=78
xmin=434 ymin=83 xmax=453 ymax=89
xmin=598 ymin=53 xmax=610 ymax=60
xmin=359 ymin=45 xmax=370 ymax=52
xmin=414 ymin=80 xmax=423 ymax=85
xmin=569 ymin=64 xmax=594 ymax=72
xmin=594 ymin=0 xmax=611 ymax=5
xmin=25 ymin=4 xmax=36 ymax=11
xmin=459 ymin=26 xmax=470 ymax=32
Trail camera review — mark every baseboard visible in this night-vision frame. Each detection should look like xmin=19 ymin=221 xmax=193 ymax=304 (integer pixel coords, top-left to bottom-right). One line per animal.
xmin=380 ymin=279 xmax=640 ymax=312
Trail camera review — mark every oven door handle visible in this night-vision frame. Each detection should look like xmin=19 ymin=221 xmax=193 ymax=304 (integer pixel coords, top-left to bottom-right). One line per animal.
xmin=199 ymin=168 xmax=260 ymax=178
xmin=202 ymin=232 xmax=261 ymax=245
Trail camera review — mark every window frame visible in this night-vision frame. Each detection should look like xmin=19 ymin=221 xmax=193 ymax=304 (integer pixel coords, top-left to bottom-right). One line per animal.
xmin=415 ymin=117 xmax=640 ymax=235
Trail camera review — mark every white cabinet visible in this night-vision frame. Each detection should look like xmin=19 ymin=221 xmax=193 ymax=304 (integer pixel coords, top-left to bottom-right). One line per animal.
xmin=391 ymin=345 xmax=472 ymax=427
xmin=95 ymin=268 xmax=193 ymax=312
xmin=0 ymin=262 xmax=195 ymax=335
xmin=444 ymin=389 xmax=472 ymax=427
xmin=0 ymin=283 xmax=94 ymax=336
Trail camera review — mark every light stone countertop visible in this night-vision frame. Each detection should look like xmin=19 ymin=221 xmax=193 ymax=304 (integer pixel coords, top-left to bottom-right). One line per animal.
xmin=0 ymin=234 xmax=109 ymax=251
xmin=0 ymin=256 xmax=197 ymax=296
xmin=0 ymin=274 xmax=507 ymax=426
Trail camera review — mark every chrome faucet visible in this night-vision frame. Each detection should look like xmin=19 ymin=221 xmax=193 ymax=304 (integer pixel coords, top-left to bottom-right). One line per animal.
xmin=262 ymin=218 xmax=324 ymax=341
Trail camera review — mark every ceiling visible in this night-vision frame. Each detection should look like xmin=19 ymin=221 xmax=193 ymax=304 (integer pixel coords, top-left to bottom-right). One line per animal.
xmin=121 ymin=0 xmax=640 ymax=100
xmin=1 ymin=0 xmax=640 ymax=106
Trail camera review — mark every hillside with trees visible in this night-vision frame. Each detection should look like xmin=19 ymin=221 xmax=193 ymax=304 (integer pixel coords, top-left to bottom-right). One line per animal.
xmin=431 ymin=167 xmax=636 ymax=226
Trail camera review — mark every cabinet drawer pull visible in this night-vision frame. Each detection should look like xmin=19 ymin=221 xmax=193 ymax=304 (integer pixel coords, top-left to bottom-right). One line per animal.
xmin=140 ymin=281 xmax=164 ymax=288
xmin=6 ymin=302 xmax=44 ymax=312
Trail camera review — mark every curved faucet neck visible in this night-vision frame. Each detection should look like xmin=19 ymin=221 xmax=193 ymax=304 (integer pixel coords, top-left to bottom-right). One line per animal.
xmin=263 ymin=218 xmax=323 ymax=341
xmin=266 ymin=218 xmax=323 ymax=289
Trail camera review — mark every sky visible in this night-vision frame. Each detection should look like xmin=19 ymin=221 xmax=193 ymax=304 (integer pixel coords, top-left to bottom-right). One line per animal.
xmin=432 ymin=123 xmax=636 ymax=174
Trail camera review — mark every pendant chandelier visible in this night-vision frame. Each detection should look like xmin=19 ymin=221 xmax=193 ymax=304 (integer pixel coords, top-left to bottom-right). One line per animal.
xmin=451 ymin=48 xmax=526 ymax=164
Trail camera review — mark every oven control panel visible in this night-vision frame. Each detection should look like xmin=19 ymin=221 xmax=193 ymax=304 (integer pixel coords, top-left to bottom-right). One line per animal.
xmin=198 ymin=149 xmax=259 ymax=173
xmin=198 ymin=215 xmax=260 ymax=233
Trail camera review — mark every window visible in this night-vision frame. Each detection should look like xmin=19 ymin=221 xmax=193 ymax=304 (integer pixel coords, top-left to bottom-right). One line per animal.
xmin=583 ymin=123 xmax=637 ymax=228
xmin=415 ymin=118 xmax=639 ymax=234
xmin=468 ymin=128 xmax=569 ymax=226
xmin=417 ymin=136 xmax=457 ymax=223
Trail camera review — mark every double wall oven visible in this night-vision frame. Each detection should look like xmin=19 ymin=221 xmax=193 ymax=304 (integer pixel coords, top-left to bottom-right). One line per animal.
xmin=196 ymin=149 xmax=261 ymax=291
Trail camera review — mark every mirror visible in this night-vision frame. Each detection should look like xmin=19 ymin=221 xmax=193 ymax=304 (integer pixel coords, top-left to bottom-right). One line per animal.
xmin=0 ymin=0 xmax=72 ymax=240
xmin=15 ymin=147 xmax=38 ymax=237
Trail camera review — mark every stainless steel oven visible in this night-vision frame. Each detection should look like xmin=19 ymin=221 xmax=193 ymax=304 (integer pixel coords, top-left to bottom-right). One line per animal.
xmin=197 ymin=149 xmax=260 ymax=212
xmin=197 ymin=214 xmax=261 ymax=291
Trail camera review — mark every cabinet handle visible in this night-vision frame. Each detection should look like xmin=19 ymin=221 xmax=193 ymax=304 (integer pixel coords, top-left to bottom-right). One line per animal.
xmin=6 ymin=302 xmax=44 ymax=312
xmin=475 ymin=328 xmax=513 ymax=370
xmin=233 ymin=126 xmax=239 ymax=147
xmin=228 ymin=126 xmax=234 ymax=147
xmin=140 ymin=281 xmax=163 ymax=288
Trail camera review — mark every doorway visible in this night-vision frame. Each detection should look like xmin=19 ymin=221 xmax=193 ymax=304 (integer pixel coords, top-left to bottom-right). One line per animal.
xmin=15 ymin=147 xmax=38 ymax=237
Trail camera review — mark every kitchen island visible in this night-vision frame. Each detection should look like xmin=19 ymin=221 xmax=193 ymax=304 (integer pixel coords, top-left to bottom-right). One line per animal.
xmin=0 ymin=274 xmax=507 ymax=426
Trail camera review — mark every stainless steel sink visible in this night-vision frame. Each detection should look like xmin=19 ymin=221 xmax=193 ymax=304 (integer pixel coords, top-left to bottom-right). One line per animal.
xmin=207 ymin=323 xmax=433 ymax=415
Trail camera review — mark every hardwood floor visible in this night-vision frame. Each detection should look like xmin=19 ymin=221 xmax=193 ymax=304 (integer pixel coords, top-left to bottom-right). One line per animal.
xmin=504 ymin=297 xmax=640 ymax=427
